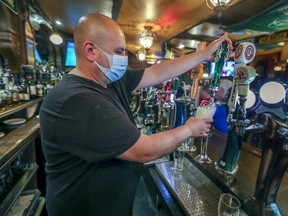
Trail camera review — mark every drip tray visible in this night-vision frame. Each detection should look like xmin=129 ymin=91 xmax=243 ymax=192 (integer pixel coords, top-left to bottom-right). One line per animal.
xmin=155 ymin=160 xmax=223 ymax=216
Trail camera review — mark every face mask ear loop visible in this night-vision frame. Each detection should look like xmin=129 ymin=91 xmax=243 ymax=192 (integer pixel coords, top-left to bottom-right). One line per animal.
xmin=93 ymin=43 xmax=112 ymax=69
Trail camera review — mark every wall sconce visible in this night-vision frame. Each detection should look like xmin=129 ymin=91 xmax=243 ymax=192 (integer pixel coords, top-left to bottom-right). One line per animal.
xmin=49 ymin=32 xmax=63 ymax=45
xmin=136 ymin=49 xmax=146 ymax=61
xmin=138 ymin=26 xmax=154 ymax=50
xmin=274 ymin=66 xmax=281 ymax=71
xmin=205 ymin=0 xmax=237 ymax=17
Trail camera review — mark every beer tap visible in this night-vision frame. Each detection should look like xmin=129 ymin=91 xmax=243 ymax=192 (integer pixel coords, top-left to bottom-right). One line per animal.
xmin=190 ymin=42 xmax=207 ymax=116
xmin=245 ymin=114 xmax=288 ymax=216
xmin=210 ymin=41 xmax=229 ymax=101
xmin=215 ymin=42 xmax=258 ymax=177
xmin=234 ymin=64 xmax=257 ymax=136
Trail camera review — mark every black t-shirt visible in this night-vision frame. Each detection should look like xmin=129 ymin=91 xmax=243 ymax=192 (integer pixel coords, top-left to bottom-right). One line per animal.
xmin=40 ymin=69 xmax=144 ymax=216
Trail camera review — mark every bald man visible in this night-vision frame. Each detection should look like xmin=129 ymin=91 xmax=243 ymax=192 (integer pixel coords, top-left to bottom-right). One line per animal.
xmin=40 ymin=13 xmax=232 ymax=216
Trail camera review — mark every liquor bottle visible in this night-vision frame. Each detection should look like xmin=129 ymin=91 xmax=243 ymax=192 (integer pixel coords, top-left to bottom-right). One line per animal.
xmin=5 ymin=82 xmax=13 ymax=106
xmin=26 ymin=68 xmax=37 ymax=100
xmin=0 ymin=81 xmax=6 ymax=108
xmin=11 ymin=75 xmax=20 ymax=104
xmin=36 ymin=69 xmax=44 ymax=97
xmin=21 ymin=78 xmax=30 ymax=101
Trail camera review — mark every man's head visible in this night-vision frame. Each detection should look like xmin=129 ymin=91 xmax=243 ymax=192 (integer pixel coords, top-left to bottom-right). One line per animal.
xmin=200 ymin=84 xmax=211 ymax=100
xmin=73 ymin=13 xmax=127 ymax=83
xmin=215 ymin=79 xmax=233 ymax=101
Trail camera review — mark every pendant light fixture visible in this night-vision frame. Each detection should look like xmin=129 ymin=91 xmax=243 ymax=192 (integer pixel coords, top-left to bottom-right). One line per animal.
xmin=136 ymin=48 xmax=147 ymax=61
xmin=49 ymin=32 xmax=63 ymax=45
xmin=205 ymin=0 xmax=238 ymax=17
xmin=138 ymin=26 xmax=154 ymax=50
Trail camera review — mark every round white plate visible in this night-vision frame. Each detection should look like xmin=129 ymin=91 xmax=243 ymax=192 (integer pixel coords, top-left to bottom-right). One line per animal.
xmin=3 ymin=118 xmax=26 ymax=126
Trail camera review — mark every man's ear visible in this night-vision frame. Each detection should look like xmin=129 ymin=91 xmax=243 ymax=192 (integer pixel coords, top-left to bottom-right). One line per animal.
xmin=83 ymin=41 xmax=96 ymax=62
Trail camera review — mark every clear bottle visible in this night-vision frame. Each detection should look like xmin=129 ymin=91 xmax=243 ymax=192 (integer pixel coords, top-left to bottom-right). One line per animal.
xmin=5 ymin=82 xmax=13 ymax=106
xmin=21 ymin=78 xmax=30 ymax=101
xmin=36 ymin=69 xmax=44 ymax=97
xmin=0 ymin=82 xmax=6 ymax=108
xmin=26 ymin=68 xmax=37 ymax=100
xmin=11 ymin=76 xmax=20 ymax=104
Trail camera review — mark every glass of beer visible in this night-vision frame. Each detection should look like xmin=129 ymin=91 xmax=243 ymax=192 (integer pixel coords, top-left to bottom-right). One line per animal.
xmin=194 ymin=100 xmax=216 ymax=164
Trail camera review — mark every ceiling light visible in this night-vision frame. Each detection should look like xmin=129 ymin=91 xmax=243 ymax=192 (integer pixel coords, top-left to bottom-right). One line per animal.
xmin=138 ymin=26 xmax=154 ymax=50
xmin=136 ymin=49 xmax=146 ymax=61
xmin=49 ymin=32 xmax=63 ymax=45
xmin=203 ymin=73 xmax=209 ymax=78
xmin=205 ymin=0 xmax=238 ymax=17
xmin=178 ymin=44 xmax=185 ymax=49
xmin=55 ymin=20 xmax=62 ymax=25
xmin=274 ymin=65 xmax=282 ymax=71
xmin=146 ymin=59 xmax=157 ymax=64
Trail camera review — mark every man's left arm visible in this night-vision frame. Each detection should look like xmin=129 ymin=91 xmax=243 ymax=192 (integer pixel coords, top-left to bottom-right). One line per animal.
xmin=135 ymin=33 xmax=231 ymax=90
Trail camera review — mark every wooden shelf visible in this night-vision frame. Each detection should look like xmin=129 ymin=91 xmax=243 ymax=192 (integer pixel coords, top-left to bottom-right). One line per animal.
xmin=0 ymin=164 xmax=38 ymax=216
xmin=0 ymin=117 xmax=40 ymax=169
xmin=0 ymin=98 xmax=43 ymax=119
xmin=0 ymin=98 xmax=44 ymax=216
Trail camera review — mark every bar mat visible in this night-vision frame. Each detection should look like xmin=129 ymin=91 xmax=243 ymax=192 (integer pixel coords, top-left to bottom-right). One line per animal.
xmin=155 ymin=160 xmax=221 ymax=216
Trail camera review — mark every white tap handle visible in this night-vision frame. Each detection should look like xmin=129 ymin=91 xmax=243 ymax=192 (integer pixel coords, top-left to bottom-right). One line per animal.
xmin=234 ymin=42 xmax=256 ymax=64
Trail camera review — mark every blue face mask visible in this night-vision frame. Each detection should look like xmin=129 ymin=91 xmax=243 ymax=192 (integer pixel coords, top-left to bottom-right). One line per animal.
xmin=94 ymin=44 xmax=128 ymax=82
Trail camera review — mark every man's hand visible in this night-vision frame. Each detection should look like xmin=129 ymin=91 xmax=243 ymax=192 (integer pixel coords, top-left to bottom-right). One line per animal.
xmin=204 ymin=33 xmax=233 ymax=61
xmin=185 ymin=117 xmax=213 ymax=137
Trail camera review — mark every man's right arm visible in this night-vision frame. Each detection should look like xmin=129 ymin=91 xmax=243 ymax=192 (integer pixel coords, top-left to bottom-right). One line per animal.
xmin=118 ymin=117 xmax=212 ymax=163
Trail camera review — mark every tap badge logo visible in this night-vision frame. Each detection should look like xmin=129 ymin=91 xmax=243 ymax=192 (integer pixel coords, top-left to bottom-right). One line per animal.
xmin=245 ymin=45 xmax=255 ymax=61
xmin=234 ymin=44 xmax=243 ymax=60
xmin=235 ymin=66 xmax=248 ymax=83
xmin=234 ymin=44 xmax=255 ymax=62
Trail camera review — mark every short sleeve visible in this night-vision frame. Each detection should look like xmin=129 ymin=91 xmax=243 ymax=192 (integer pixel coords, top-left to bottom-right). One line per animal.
xmin=122 ymin=69 xmax=144 ymax=92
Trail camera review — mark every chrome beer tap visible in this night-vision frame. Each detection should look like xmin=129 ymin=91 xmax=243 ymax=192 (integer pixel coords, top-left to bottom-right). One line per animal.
xmin=245 ymin=113 xmax=288 ymax=216
xmin=215 ymin=42 xmax=258 ymax=178
xmin=190 ymin=41 xmax=207 ymax=116
xmin=234 ymin=64 xmax=257 ymax=136
xmin=243 ymin=81 xmax=288 ymax=216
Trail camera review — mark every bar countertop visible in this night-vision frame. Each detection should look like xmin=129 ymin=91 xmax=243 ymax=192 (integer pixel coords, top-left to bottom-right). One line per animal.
xmin=144 ymin=129 xmax=288 ymax=216
xmin=187 ymin=129 xmax=288 ymax=215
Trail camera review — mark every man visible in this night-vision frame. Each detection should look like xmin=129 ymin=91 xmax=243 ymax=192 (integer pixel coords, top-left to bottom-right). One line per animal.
xmin=213 ymin=79 xmax=233 ymax=134
xmin=40 ymin=13 xmax=232 ymax=216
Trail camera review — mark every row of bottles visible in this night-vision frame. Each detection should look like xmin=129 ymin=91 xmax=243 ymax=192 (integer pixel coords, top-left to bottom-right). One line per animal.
xmin=0 ymin=62 xmax=65 ymax=108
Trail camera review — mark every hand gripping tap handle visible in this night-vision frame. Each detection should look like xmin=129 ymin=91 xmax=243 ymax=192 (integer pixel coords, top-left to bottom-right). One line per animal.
xmin=215 ymin=42 xmax=257 ymax=176
xmin=210 ymin=41 xmax=229 ymax=91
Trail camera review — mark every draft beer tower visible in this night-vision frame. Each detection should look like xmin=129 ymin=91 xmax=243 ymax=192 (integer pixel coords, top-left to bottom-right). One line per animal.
xmin=215 ymin=42 xmax=257 ymax=177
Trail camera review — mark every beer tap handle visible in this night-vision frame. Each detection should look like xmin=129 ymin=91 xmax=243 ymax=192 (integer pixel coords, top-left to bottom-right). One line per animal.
xmin=210 ymin=41 xmax=229 ymax=91
xmin=227 ymin=77 xmax=238 ymax=116
xmin=246 ymin=123 xmax=266 ymax=133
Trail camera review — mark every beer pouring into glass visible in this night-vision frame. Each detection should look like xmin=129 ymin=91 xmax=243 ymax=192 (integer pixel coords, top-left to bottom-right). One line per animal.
xmin=195 ymin=40 xmax=229 ymax=164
